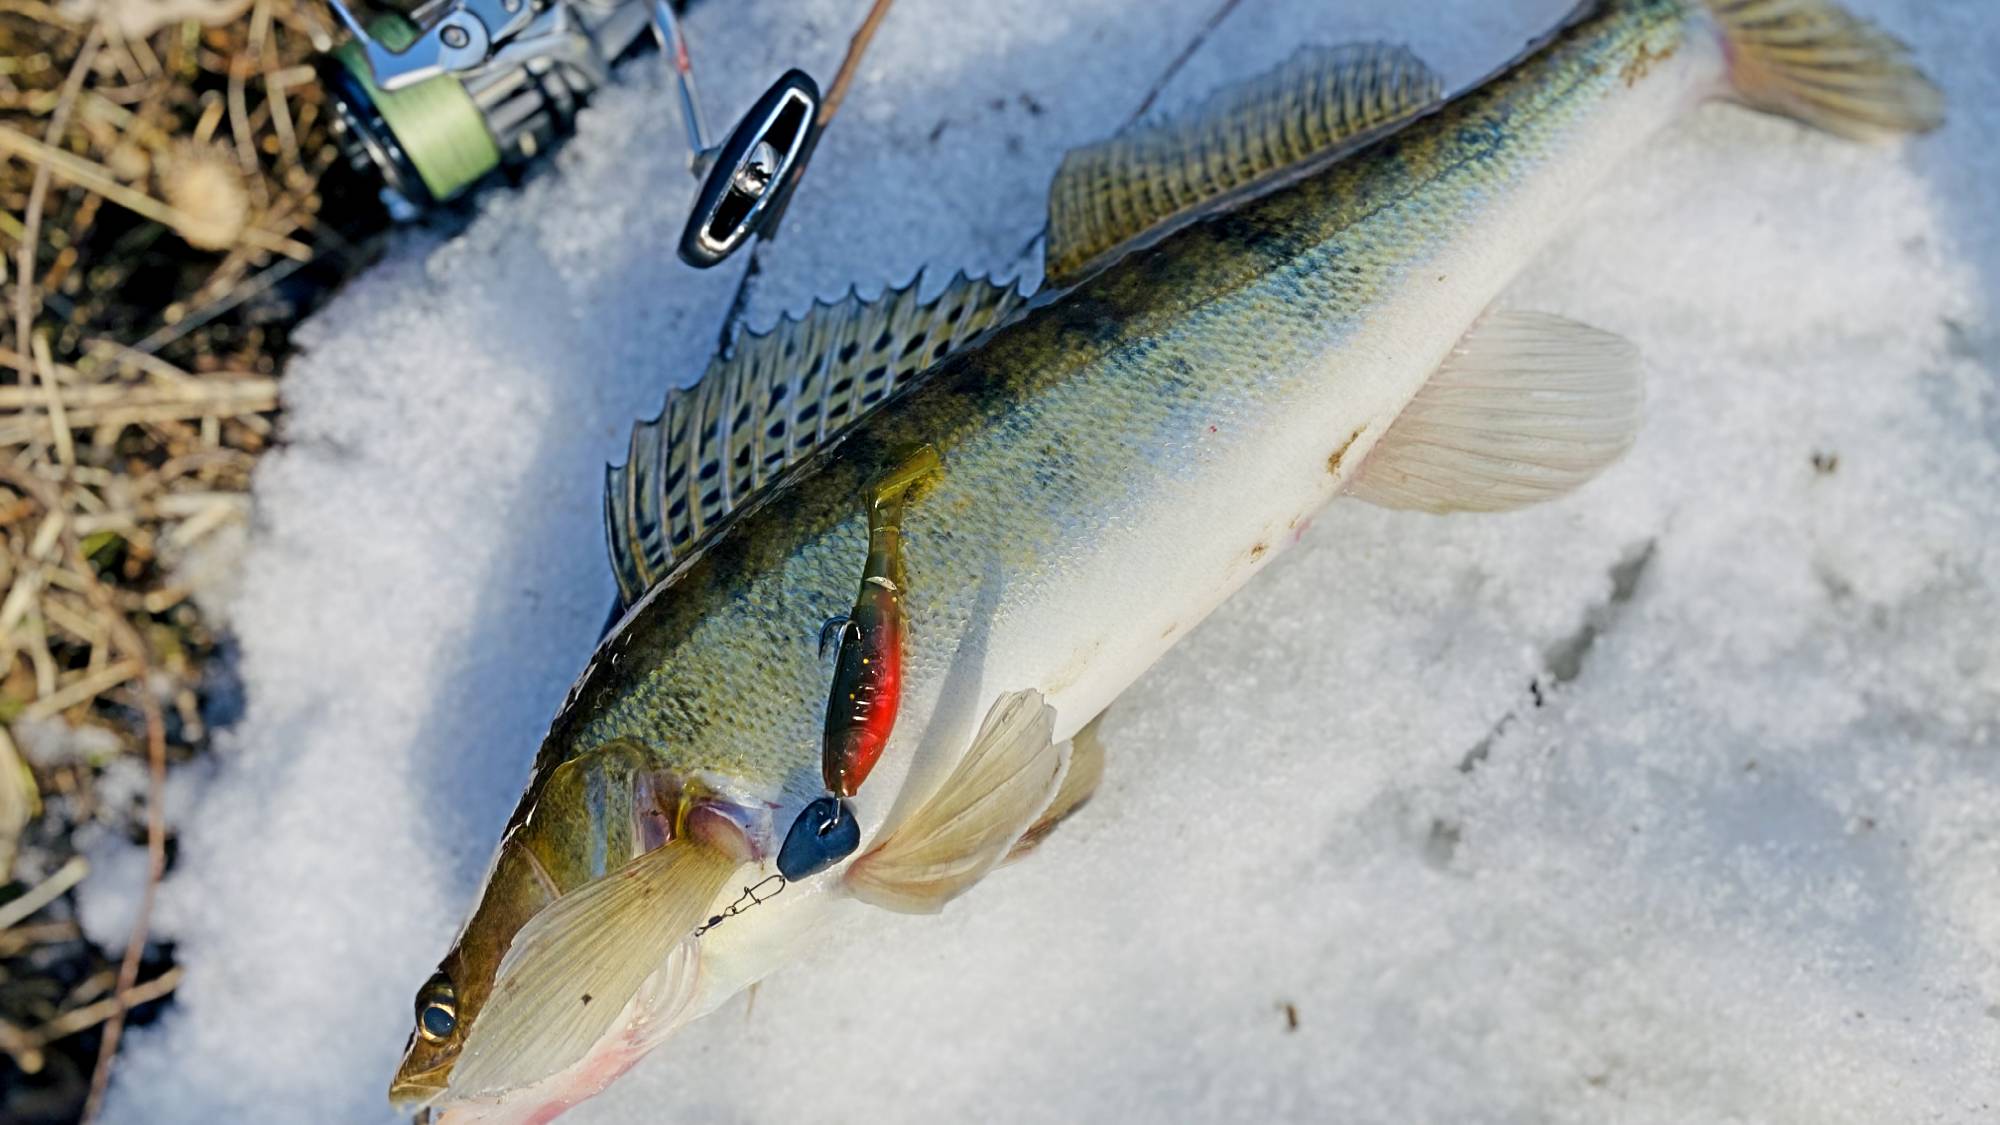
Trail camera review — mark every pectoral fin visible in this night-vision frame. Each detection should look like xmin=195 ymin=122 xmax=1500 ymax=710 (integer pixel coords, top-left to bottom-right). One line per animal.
xmin=1349 ymin=311 xmax=1642 ymax=514
xmin=845 ymin=689 xmax=1070 ymax=914
xmin=448 ymin=838 xmax=739 ymax=1100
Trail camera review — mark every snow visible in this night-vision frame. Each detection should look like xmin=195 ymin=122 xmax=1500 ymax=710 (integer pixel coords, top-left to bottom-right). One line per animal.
xmin=101 ymin=0 xmax=2000 ymax=1121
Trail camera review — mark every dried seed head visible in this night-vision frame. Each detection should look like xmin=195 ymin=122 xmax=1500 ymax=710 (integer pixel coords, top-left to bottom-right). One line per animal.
xmin=75 ymin=0 xmax=251 ymax=41
xmin=158 ymin=143 xmax=248 ymax=252
xmin=106 ymin=142 xmax=151 ymax=183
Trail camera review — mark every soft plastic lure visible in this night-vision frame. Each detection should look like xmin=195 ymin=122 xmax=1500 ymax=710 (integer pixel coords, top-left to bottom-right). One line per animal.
xmin=822 ymin=444 xmax=939 ymax=797
xmin=778 ymin=445 xmax=941 ymax=881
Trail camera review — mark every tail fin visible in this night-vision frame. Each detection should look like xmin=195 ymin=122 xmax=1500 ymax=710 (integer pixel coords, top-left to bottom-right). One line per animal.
xmin=1705 ymin=0 xmax=1944 ymax=140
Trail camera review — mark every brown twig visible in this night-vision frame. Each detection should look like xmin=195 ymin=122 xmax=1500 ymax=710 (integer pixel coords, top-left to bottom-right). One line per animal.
xmin=1125 ymin=0 xmax=1248 ymax=126
xmin=815 ymin=0 xmax=896 ymax=128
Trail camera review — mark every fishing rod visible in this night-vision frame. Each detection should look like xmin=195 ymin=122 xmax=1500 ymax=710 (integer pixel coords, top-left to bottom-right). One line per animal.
xmin=318 ymin=0 xmax=893 ymax=267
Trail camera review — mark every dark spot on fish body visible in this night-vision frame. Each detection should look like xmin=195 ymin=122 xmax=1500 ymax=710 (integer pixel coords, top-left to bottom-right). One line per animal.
xmin=702 ymin=531 xmax=756 ymax=599
xmin=1031 ymin=439 xmax=1069 ymax=494
xmin=1147 ymin=353 xmax=1196 ymax=402
xmin=1210 ymin=210 xmax=1308 ymax=266
xmin=1453 ymin=116 xmax=1507 ymax=161
xmin=1133 ymin=246 xmax=1178 ymax=291
xmin=1326 ymin=426 xmax=1367 ymax=476
xmin=1249 ymin=542 xmax=1269 ymax=561
xmin=1619 ymin=39 xmax=1677 ymax=87
xmin=1053 ymin=292 xmax=1128 ymax=349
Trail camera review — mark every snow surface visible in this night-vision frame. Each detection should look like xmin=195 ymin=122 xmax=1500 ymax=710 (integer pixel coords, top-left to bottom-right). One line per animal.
xmin=102 ymin=0 xmax=2000 ymax=1121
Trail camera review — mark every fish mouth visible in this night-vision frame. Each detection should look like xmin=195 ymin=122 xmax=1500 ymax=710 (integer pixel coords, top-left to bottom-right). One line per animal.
xmin=389 ymin=1074 xmax=447 ymax=1115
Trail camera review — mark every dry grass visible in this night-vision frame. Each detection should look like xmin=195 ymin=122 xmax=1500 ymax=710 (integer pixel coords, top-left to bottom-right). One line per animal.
xmin=0 ymin=1 xmax=374 ymax=1119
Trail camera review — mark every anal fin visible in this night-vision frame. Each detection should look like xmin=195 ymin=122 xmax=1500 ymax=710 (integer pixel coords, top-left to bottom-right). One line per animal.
xmin=845 ymin=690 xmax=1070 ymax=914
xmin=1045 ymin=43 xmax=1443 ymax=286
xmin=1350 ymin=311 xmax=1642 ymax=514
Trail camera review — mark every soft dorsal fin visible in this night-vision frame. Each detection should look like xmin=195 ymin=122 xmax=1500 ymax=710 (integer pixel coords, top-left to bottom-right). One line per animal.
xmin=1044 ymin=43 xmax=1443 ymax=286
xmin=605 ymin=271 xmax=1028 ymax=605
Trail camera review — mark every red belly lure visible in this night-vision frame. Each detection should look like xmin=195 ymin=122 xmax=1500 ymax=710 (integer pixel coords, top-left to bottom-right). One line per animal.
xmin=777 ymin=445 xmax=940 ymax=881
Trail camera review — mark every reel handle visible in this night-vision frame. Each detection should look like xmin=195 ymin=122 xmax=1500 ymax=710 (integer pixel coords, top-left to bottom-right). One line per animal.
xmin=325 ymin=0 xmax=536 ymax=90
xmin=676 ymin=69 xmax=822 ymax=268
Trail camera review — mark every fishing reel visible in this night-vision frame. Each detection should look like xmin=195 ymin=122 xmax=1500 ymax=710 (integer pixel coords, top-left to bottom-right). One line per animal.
xmin=320 ymin=0 xmax=822 ymax=267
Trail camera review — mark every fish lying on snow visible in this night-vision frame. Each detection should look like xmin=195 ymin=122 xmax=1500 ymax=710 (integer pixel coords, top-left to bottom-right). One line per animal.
xmin=388 ymin=1 xmax=1942 ymax=1119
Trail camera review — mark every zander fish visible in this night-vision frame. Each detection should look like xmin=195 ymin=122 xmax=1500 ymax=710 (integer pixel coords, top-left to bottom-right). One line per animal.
xmin=388 ymin=1 xmax=1942 ymax=1119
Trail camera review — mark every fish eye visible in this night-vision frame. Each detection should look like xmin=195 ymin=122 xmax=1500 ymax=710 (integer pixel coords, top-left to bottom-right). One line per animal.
xmin=415 ymin=972 xmax=458 ymax=1042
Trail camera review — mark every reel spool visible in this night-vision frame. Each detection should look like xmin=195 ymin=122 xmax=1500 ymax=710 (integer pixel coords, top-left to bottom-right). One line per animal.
xmin=322 ymin=0 xmax=829 ymax=268
xmin=321 ymin=4 xmax=632 ymax=217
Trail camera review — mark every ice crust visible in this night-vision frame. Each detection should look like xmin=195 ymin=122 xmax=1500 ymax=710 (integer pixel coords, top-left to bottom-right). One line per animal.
xmin=101 ymin=0 xmax=2000 ymax=1121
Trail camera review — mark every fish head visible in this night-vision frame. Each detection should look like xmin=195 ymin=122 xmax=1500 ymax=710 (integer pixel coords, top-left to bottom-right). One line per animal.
xmin=388 ymin=823 xmax=562 ymax=1116
xmin=410 ymin=936 xmax=705 ymax=1125
xmin=389 ymin=740 xmax=840 ymax=1121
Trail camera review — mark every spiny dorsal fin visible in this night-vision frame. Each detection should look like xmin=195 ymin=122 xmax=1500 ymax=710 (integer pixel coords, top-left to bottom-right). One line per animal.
xmin=605 ymin=271 xmax=1028 ymax=605
xmin=1045 ymin=43 xmax=1443 ymax=286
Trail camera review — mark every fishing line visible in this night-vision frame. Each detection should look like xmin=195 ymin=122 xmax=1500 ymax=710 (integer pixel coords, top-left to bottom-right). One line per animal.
xmin=1125 ymin=0 xmax=1251 ymax=126
xmin=1008 ymin=0 xmax=1252 ymax=280
xmin=693 ymin=873 xmax=788 ymax=935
